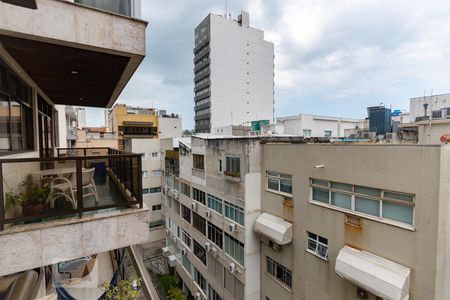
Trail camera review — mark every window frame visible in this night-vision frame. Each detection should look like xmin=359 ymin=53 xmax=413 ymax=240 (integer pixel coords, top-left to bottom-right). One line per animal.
xmin=266 ymin=171 xmax=293 ymax=196
xmin=225 ymin=156 xmax=240 ymax=177
xmin=193 ymin=154 xmax=205 ymax=170
xmin=306 ymin=232 xmax=328 ymax=260
xmin=224 ymin=201 xmax=244 ymax=226
xmin=266 ymin=256 xmax=292 ymax=289
xmin=309 ymin=178 xmax=415 ymax=229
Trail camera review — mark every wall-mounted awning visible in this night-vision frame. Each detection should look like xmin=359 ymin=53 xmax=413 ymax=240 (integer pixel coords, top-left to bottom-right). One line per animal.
xmin=254 ymin=213 xmax=292 ymax=245
xmin=335 ymin=246 xmax=410 ymax=300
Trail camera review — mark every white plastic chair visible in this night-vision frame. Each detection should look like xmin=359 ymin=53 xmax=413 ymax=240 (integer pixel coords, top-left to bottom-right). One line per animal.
xmin=49 ymin=168 xmax=98 ymax=209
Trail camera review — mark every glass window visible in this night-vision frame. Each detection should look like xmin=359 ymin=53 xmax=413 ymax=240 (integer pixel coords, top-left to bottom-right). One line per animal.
xmin=307 ymin=232 xmax=328 ymax=259
xmin=384 ymin=191 xmax=414 ymax=202
xmin=331 ymin=192 xmax=351 ymax=209
xmin=182 ymin=252 xmax=192 ymax=274
xmin=224 ymin=233 xmax=244 ymax=265
xmin=312 ymin=188 xmax=329 ymax=203
xmin=194 ymin=267 xmax=207 ymax=294
xmin=193 ymin=212 xmax=206 ymax=235
xmin=382 ymin=202 xmax=413 ymax=224
xmin=355 ymin=197 xmax=380 ymax=217
xmin=193 ymin=154 xmax=205 ymax=170
xmin=181 ymin=229 xmax=191 ymax=248
xmin=193 ymin=240 xmax=207 ymax=265
xmin=224 ymin=201 xmax=244 ymax=226
xmin=207 ymin=222 xmax=223 ymax=248
xmin=193 ymin=188 xmax=206 ymax=205
xmin=331 ymin=182 xmax=352 ymax=192
xmin=266 ymin=256 xmax=292 ymax=288
xmin=181 ymin=182 xmax=191 ymax=197
xmin=181 ymin=204 xmax=191 ymax=223
xmin=267 ymin=171 xmax=292 ymax=195
xmin=225 ymin=156 xmax=240 ymax=176
xmin=355 ymin=186 xmax=381 ymax=197
xmin=208 ymin=194 xmax=223 ymax=214
xmin=152 ymin=204 xmax=162 ymax=211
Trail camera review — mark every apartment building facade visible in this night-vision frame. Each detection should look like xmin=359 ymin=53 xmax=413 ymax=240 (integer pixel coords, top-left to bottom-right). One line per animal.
xmin=0 ymin=0 xmax=151 ymax=297
xmin=163 ymin=136 xmax=262 ymax=299
xmin=193 ymin=11 xmax=274 ymax=133
xmin=108 ymin=104 xmax=159 ymax=150
xmin=257 ymin=140 xmax=450 ymax=300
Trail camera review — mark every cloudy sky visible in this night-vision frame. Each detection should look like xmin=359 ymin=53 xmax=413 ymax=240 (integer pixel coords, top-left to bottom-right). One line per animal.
xmin=87 ymin=0 xmax=450 ymax=130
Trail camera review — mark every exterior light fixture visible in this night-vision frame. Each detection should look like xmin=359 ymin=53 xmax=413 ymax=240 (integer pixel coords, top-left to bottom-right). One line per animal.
xmin=70 ymin=70 xmax=78 ymax=75
xmin=314 ymin=164 xmax=325 ymax=168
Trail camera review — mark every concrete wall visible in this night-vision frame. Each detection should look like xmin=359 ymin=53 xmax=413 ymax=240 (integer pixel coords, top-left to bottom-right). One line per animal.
xmin=208 ymin=13 xmax=274 ymax=131
xmin=159 ymin=117 xmax=182 ymax=139
xmin=0 ymin=206 xmax=151 ymax=277
xmin=260 ymin=143 xmax=447 ymax=300
xmin=417 ymin=121 xmax=450 ymax=144
xmin=410 ymin=94 xmax=450 ymax=122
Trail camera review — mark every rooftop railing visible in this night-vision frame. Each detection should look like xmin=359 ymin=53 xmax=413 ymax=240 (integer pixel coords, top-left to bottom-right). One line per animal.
xmin=0 ymin=147 xmax=142 ymax=231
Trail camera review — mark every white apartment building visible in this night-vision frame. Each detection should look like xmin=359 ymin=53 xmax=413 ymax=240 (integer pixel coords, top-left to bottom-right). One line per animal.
xmin=263 ymin=114 xmax=365 ymax=138
xmin=194 ymin=11 xmax=274 ymax=133
xmin=163 ymin=136 xmax=262 ymax=300
xmin=410 ymin=93 xmax=450 ymax=122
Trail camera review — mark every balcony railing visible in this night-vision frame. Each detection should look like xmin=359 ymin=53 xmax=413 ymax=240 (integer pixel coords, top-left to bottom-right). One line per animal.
xmin=0 ymin=147 xmax=142 ymax=231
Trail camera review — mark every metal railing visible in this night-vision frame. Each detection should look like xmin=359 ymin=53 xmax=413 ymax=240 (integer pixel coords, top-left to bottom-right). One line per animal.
xmin=0 ymin=147 xmax=142 ymax=231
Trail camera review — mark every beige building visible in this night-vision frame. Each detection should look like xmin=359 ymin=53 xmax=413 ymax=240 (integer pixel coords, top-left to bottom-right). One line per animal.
xmin=163 ymin=136 xmax=262 ymax=300
xmin=257 ymin=139 xmax=450 ymax=300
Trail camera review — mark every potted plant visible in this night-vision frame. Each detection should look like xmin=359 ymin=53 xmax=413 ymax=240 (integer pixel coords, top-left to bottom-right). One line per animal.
xmin=6 ymin=176 xmax=50 ymax=217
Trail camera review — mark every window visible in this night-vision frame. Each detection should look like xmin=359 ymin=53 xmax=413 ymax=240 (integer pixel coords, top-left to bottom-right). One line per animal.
xmin=0 ymin=61 xmax=34 ymax=153
xmin=182 ymin=252 xmax=192 ymax=274
xmin=224 ymin=233 xmax=244 ymax=265
xmin=307 ymin=232 xmax=328 ymax=259
xmin=173 ymin=199 xmax=180 ymax=215
xmin=310 ymin=179 xmax=414 ymax=226
xmin=324 ymin=130 xmax=332 ymax=137
xmin=150 ymin=187 xmax=161 ymax=193
xmin=193 ymin=212 xmax=206 ymax=235
xmin=151 ymin=152 xmax=158 ymax=158
xmin=194 ymin=267 xmax=207 ymax=294
xmin=181 ymin=204 xmax=191 ymax=223
xmin=149 ymin=219 xmax=164 ymax=229
xmin=142 ymin=171 xmax=148 ymax=178
xmin=208 ymin=194 xmax=223 ymax=214
xmin=174 ymin=178 xmax=179 ymax=191
xmin=266 ymin=171 xmax=292 ymax=195
xmin=208 ymin=284 xmax=222 ymax=300
xmin=181 ymin=229 xmax=192 ymax=248
xmin=193 ymin=154 xmax=205 ymax=170
xmin=302 ymin=129 xmax=311 ymax=137
xmin=152 ymin=204 xmax=162 ymax=211
xmin=193 ymin=188 xmax=206 ymax=205
xmin=193 ymin=240 xmax=207 ymax=265
xmin=152 ymin=170 xmax=162 ymax=177
xmin=181 ymin=182 xmax=191 ymax=197
xmin=224 ymin=269 xmax=244 ymax=300
xmin=208 ymin=222 xmax=223 ymax=248
xmin=218 ymin=159 xmax=222 ymax=173
xmin=224 ymin=201 xmax=244 ymax=226
xmin=266 ymin=256 xmax=292 ymax=288
xmin=143 ymin=188 xmax=150 ymax=194
xmin=225 ymin=156 xmax=240 ymax=177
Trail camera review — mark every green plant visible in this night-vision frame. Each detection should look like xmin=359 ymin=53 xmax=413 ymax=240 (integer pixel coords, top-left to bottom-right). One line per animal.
xmin=101 ymin=277 xmax=142 ymax=300
xmin=158 ymin=274 xmax=176 ymax=293
xmin=224 ymin=171 xmax=241 ymax=178
xmin=167 ymin=286 xmax=186 ymax=300
xmin=5 ymin=176 xmax=50 ymax=208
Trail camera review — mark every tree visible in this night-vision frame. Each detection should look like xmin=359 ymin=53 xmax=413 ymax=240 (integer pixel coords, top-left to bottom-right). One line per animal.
xmin=101 ymin=277 xmax=142 ymax=300
xmin=167 ymin=286 xmax=186 ymax=300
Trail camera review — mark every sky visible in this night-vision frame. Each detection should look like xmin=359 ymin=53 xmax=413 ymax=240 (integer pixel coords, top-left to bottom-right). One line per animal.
xmin=86 ymin=0 xmax=450 ymax=130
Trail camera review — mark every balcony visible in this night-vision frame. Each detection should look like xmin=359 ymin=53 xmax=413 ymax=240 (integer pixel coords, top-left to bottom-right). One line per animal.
xmin=0 ymin=147 xmax=150 ymax=276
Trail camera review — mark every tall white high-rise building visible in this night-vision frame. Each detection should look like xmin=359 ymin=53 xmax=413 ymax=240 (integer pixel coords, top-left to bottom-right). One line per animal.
xmin=194 ymin=11 xmax=274 ymax=133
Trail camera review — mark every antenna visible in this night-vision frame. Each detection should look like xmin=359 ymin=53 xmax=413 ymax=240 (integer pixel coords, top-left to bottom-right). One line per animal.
xmin=225 ymin=0 xmax=228 ymax=17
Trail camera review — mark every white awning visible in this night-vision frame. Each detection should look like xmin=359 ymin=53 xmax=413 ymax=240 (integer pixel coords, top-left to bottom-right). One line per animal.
xmin=254 ymin=213 xmax=292 ymax=245
xmin=335 ymin=246 xmax=410 ymax=300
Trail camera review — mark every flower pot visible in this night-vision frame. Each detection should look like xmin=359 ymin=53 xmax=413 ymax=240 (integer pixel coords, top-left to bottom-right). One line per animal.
xmin=22 ymin=204 xmax=44 ymax=217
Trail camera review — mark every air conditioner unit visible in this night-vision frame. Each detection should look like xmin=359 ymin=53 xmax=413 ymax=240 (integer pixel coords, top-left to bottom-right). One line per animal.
xmin=173 ymin=191 xmax=179 ymax=199
xmin=181 ymin=248 xmax=188 ymax=255
xmin=205 ymin=210 xmax=212 ymax=218
xmin=228 ymin=262 xmax=236 ymax=273
xmin=210 ymin=247 xmax=218 ymax=256
xmin=162 ymin=247 xmax=171 ymax=257
xmin=191 ymin=202 xmax=197 ymax=210
xmin=168 ymin=255 xmax=177 ymax=267
xmin=204 ymin=242 xmax=211 ymax=251
xmin=194 ymin=292 xmax=202 ymax=300
xmin=228 ymin=223 xmax=236 ymax=233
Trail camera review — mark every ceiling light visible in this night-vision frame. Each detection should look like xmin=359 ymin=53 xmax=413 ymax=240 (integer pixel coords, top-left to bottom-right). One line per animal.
xmin=79 ymin=97 xmax=84 ymax=101
xmin=70 ymin=70 xmax=78 ymax=75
